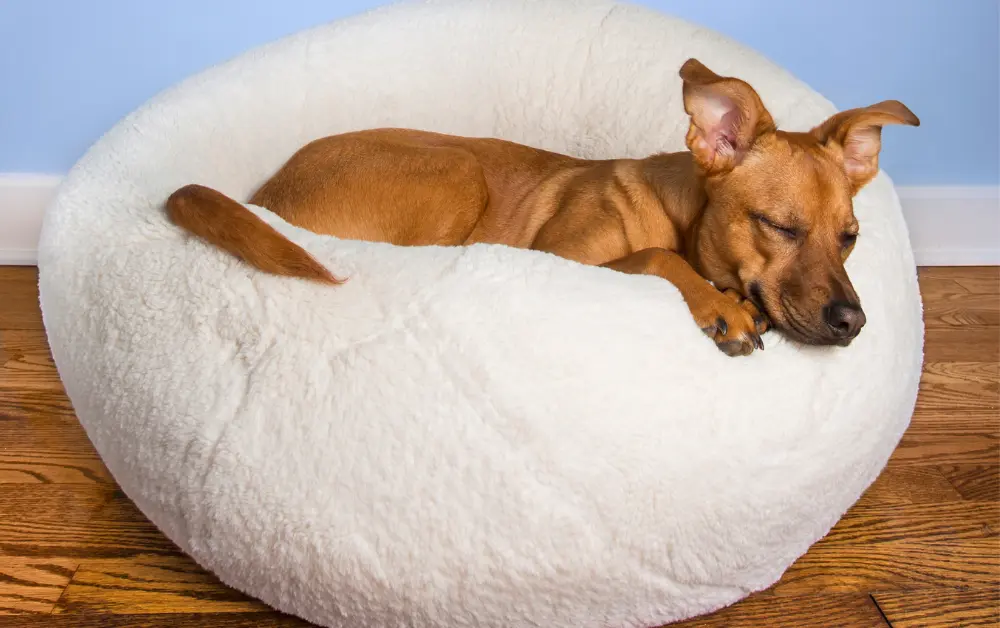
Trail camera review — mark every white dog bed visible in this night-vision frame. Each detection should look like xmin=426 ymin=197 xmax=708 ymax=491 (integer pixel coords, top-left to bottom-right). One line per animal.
xmin=38 ymin=1 xmax=923 ymax=626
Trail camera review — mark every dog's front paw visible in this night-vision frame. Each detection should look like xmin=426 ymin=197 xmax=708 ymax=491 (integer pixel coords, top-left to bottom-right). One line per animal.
xmin=694 ymin=292 xmax=764 ymax=357
xmin=723 ymin=288 xmax=770 ymax=335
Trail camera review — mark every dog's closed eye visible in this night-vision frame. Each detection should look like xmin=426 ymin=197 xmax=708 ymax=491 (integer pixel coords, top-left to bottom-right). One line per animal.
xmin=751 ymin=212 xmax=800 ymax=240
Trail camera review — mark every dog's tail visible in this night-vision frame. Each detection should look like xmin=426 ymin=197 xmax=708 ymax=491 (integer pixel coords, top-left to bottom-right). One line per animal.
xmin=166 ymin=184 xmax=342 ymax=284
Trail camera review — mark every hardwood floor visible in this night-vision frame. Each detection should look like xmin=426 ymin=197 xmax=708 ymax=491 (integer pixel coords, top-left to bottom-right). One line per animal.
xmin=0 ymin=266 xmax=997 ymax=627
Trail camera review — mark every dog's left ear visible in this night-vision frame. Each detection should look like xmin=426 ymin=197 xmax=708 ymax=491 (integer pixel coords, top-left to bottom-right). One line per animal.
xmin=811 ymin=101 xmax=920 ymax=194
xmin=679 ymin=58 xmax=776 ymax=175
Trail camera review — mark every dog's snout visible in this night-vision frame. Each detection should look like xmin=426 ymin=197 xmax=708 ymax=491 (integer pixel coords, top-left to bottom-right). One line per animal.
xmin=823 ymin=300 xmax=866 ymax=340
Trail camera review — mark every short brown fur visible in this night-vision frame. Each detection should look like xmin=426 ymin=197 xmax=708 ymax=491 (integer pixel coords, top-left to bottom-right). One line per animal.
xmin=167 ymin=59 xmax=918 ymax=356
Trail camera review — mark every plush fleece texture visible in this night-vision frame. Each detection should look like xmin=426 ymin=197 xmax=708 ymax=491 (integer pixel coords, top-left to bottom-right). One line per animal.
xmin=37 ymin=1 xmax=924 ymax=626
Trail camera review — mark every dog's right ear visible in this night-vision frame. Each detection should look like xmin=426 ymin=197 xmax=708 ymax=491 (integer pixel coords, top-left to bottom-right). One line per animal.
xmin=679 ymin=59 xmax=775 ymax=175
xmin=810 ymin=100 xmax=920 ymax=194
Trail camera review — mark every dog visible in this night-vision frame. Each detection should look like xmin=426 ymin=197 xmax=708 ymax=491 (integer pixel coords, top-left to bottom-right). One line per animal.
xmin=167 ymin=59 xmax=918 ymax=356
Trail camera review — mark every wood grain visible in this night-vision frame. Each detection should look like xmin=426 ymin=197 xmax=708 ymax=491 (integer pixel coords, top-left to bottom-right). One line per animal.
xmin=955 ymin=274 xmax=1000 ymax=295
xmin=0 ymin=389 xmax=77 ymax=419
xmin=776 ymin=539 xmax=999 ymax=594
xmin=0 ymin=454 xmax=112 ymax=485
xmin=922 ymin=360 xmax=999 ymax=386
xmin=53 ymin=555 xmax=268 ymax=614
xmin=919 ymin=266 xmax=999 ymax=295
xmin=0 ymin=323 xmax=75 ymax=420
xmin=0 ymin=417 xmax=112 ymax=485
xmin=920 ymin=291 xmax=1000 ymax=328
xmin=0 ymin=612 xmax=310 ymax=627
xmin=818 ymin=501 xmax=998 ymax=546
xmin=0 ymin=488 xmax=180 ymax=558
xmin=924 ymin=326 xmax=1000 ymax=362
xmin=856 ymin=465 xmax=963 ymax=505
xmin=772 ymin=502 xmax=999 ymax=594
xmin=0 ymin=416 xmax=102 ymax=455
xmin=0 ymin=557 xmax=78 ymax=614
xmin=873 ymin=589 xmax=1000 ymax=628
xmin=669 ymin=593 xmax=888 ymax=627
xmin=940 ymin=464 xmax=1000 ymax=501
xmin=0 ymin=330 xmax=63 ymax=391
xmin=0 ymin=268 xmax=42 ymax=331
xmin=950 ymin=266 xmax=997 ymax=293
xmin=894 ymin=351 xmax=998 ymax=464
xmin=890 ymin=429 xmax=999 ymax=465
xmin=916 ymin=363 xmax=999 ymax=412
xmin=0 ymin=264 xmax=997 ymax=626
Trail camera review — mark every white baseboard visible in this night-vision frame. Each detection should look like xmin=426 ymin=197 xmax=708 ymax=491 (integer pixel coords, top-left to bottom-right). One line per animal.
xmin=0 ymin=174 xmax=62 ymax=264
xmin=896 ymin=186 xmax=1000 ymax=266
xmin=0 ymin=174 xmax=997 ymax=266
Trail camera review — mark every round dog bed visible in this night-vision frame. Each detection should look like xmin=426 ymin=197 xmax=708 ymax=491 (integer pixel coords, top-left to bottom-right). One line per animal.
xmin=38 ymin=1 xmax=923 ymax=626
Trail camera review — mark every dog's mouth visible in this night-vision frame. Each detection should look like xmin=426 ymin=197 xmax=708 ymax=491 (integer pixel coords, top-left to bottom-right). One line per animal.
xmin=749 ymin=281 xmax=853 ymax=347
xmin=748 ymin=282 xmax=773 ymax=324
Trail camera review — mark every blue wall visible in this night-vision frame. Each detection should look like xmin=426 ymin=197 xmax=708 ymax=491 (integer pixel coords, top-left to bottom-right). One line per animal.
xmin=1 ymin=0 xmax=997 ymax=185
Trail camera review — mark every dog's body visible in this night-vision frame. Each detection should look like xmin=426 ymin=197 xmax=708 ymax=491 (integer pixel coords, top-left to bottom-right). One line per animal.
xmin=168 ymin=59 xmax=917 ymax=356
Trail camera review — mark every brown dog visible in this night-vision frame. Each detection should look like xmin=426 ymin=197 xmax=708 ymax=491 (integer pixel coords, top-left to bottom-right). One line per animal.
xmin=167 ymin=59 xmax=918 ymax=356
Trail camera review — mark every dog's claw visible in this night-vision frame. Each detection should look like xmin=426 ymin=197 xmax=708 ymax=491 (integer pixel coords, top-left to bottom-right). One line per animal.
xmin=699 ymin=293 xmax=766 ymax=356
xmin=716 ymin=316 xmax=728 ymax=336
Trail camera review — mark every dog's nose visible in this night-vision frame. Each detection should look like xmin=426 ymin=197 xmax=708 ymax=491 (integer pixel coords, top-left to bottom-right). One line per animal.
xmin=824 ymin=301 xmax=866 ymax=339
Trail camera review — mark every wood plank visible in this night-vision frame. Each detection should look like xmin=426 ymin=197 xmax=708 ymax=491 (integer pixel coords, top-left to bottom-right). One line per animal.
xmin=873 ymin=589 xmax=999 ymax=628
xmin=1 ymin=416 xmax=99 ymax=456
xmin=0 ymin=452 xmax=112 ymax=485
xmin=919 ymin=266 xmax=1000 ymax=295
xmin=0 ymin=268 xmax=41 ymax=331
xmin=773 ymin=501 xmax=999 ymax=594
xmin=0 ymin=612 xmax=308 ymax=626
xmin=921 ymin=291 xmax=1000 ymax=328
xmin=0 ymin=330 xmax=62 ymax=391
xmin=940 ymin=465 xmax=1000 ymax=501
xmin=952 ymin=267 xmax=999 ymax=295
xmin=892 ymin=404 xmax=998 ymax=465
xmin=916 ymin=363 xmax=999 ymax=412
xmin=917 ymin=269 xmax=970 ymax=301
xmin=0 ymin=487 xmax=178 ymax=558
xmin=53 ymin=554 xmax=268 ymax=614
xmin=956 ymin=276 xmax=1000 ymax=295
xmin=774 ymin=539 xmax=999 ymax=593
xmin=908 ymin=408 xmax=999 ymax=433
xmin=0 ymin=556 xmax=78 ymax=614
xmin=922 ymin=360 xmax=999 ymax=387
xmin=670 ymin=593 xmax=887 ymax=627
xmin=818 ymin=502 xmax=998 ymax=546
xmin=890 ymin=430 xmax=999 ymax=465
xmin=857 ymin=465 xmax=964 ymax=505
xmin=0 ymin=414 xmax=111 ymax=485
xmin=0 ymin=485 xmax=112 ymax=524
xmin=0 ymin=388 xmax=76 ymax=420
xmin=0 ymin=294 xmax=73 ymax=422
xmin=923 ymin=327 xmax=1000 ymax=363
xmin=0 ymin=332 xmax=76 ymax=420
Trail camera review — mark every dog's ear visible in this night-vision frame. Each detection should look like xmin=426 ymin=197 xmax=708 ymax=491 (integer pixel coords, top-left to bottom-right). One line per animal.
xmin=811 ymin=100 xmax=919 ymax=194
xmin=679 ymin=58 xmax=775 ymax=175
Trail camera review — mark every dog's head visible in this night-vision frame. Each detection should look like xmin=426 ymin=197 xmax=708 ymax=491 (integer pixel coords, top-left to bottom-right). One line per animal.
xmin=679 ymin=59 xmax=918 ymax=346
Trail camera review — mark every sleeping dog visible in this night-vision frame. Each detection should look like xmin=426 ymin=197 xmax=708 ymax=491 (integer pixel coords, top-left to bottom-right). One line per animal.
xmin=167 ymin=59 xmax=918 ymax=356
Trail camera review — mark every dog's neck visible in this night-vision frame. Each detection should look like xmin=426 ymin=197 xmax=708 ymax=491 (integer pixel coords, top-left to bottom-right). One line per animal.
xmin=640 ymin=151 xmax=725 ymax=281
